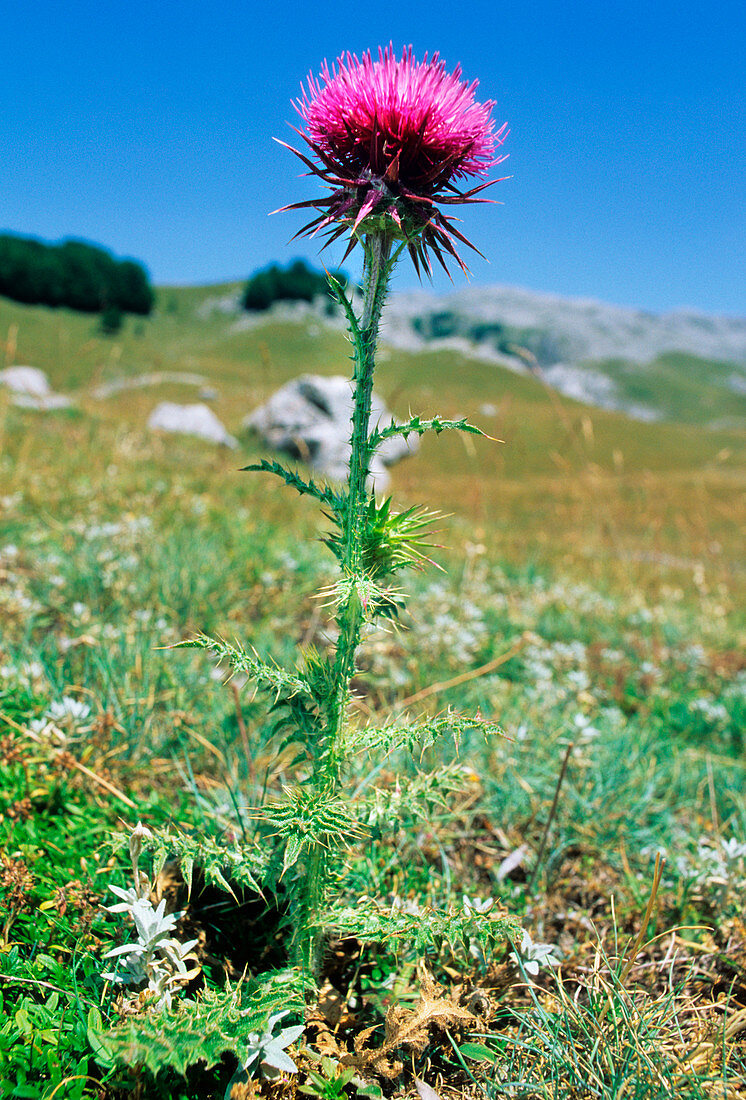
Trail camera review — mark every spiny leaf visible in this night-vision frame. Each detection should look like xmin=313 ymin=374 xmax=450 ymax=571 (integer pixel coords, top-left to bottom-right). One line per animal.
xmin=302 ymin=647 xmax=339 ymax=706
xmin=363 ymin=763 xmax=477 ymax=830
xmin=369 ymin=415 xmax=491 ymax=452
xmin=172 ymin=633 xmax=312 ymax=701
xmin=152 ymin=846 xmax=168 ymax=882
xmin=327 ymin=271 xmax=363 ymax=353
xmin=109 ymin=826 xmax=270 ymax=896
xmin=181 ymin=854 xmax=194 ymax=899
xmin=325 ymin=899 xmax=519 ymax=956
xmin=243 ymin=458 xmax=343 ymax=510
xmin=354 ymin=970 xmax=478 ymax=1078
xmin=282 ymin=834 xmax=305 ymax=876
xmin=322 ymin=572 xmax=405 ymax=623
xmin=261 ymin=786 xmax=361 ymax=849
xmin=92 ymin=971 xmax=305 ymax=1077
xmin=325 ymin=498 xmax=443 ymax=581
xmin=350 ymin=711 xmax=506 ymax=758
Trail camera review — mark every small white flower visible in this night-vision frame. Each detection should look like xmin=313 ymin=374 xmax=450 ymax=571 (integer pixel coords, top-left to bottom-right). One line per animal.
xmin=105 ymin=883 xmax=146 ymax=912
xmin=572 ymin=714 xmax=600 ymax=742
xmin=721 ymin=838 xmax=746 ymax=861
xmin=495 ymin=845 xmax=528 ymax=882
xmin=128 ymin=821 xmax=154 ymax=871
xmin=46 ymin=696 xmax=91 ymax=723
xmin=390 ymin=895 xmax=423 ymax=916
xmin=21 ymin=661 xmax=45 ymax=682
xmin=243 ymin=1011 xmax=304 ymax=1073
xmin=567 ymin=670 xmax=590 ymax=691
xmin=26 ymin=717 xmax=50 ymax=735
xmin=102 ymin=882 xmax=199 ymax=1010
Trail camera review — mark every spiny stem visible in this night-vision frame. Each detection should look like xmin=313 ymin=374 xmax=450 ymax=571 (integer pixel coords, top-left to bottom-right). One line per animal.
xmin=296 ymin=843 xmax=328 ymax=978
xmin=297 ymin=233 xmax=393 ymax=982
xmin=328 ymin=232 xmax=393 ymax=784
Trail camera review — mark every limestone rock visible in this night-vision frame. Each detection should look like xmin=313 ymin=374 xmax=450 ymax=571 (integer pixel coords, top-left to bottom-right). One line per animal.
xmin=0 ymin=366 xmax=73 ymax=409
xmin=148 ymin=402 xmax=237 ymax=447
xmin=243 ymin=374 xmax=416 ymax=489
xmin=0 ymin=366 xmax=51 ymax=397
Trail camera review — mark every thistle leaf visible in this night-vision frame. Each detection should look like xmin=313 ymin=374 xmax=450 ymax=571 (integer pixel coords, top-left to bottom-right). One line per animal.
xmin=325 ymin=498 xmax=443 ymax=581
xmin=326 ymin=271 xmax=363 ymax=351
xmin=282 ymin=834 xmax=305 ymax=876
xmin=172 ymin=633 xmax=312 ymax=702
xmin=92 ymin=972 xmax=305 ymax=1078
xmin=180 ymin=854 xmax=194 ymax=899
xmin=368 ymin=415 xmax=490 ymax=452
xmin=243 ymin=458 xmax=343 ymax=510
xmin=261 ymin=786 xmax=361 ymax=850
xmin=351 ymin=711 xmax=506 ymax=758
xmin=325 ymin=898 xmax=518 ymax=956
xmin=109 ymin=826 xmax=270 ymax=896
xmin=152 ymin=846 xmax=168 ymax=882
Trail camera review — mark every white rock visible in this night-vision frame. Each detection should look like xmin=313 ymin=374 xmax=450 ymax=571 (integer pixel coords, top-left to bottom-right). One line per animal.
xmin=1 ymin=366 xmax=74 ymax=410
xmin=0 ymin=366 xmax=51 ymax=397
xmin=244 ymin=374 xmax=417 ymax=490
xmin=148 ymin=402 xmax=237 ymax=447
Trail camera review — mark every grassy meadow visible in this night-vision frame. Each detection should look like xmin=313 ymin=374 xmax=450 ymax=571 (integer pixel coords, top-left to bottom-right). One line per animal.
xmin=1 ymin=286 xmax=745 ymax=1098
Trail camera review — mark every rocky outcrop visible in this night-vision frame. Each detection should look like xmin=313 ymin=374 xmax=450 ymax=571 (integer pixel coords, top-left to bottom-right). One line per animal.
xmin=148 ymin=402 xmax=237 ymax=447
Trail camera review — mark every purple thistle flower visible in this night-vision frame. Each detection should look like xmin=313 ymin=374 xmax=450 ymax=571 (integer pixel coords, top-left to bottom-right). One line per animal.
xmin=277 ymin=44 xmax=508 ymax=276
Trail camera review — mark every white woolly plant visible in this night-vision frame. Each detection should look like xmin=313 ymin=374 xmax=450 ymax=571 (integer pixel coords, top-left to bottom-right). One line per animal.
xmin=223 ymin=1011 xmax=304 ymax=1097
xmin=102 ymin=823 xmax=199 ymax=1010
xmin=510 ymin=930 xmax=562 ymax=977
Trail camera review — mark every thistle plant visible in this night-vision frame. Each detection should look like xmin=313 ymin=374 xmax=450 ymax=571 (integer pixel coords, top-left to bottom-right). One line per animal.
xmin=175 ymin=44 xmax=514 ymax=1006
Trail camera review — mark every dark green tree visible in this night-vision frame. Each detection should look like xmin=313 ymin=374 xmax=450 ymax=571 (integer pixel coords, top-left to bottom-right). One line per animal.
xmin=242 ymin=259 xmax=347 ymax=312
xmin=113 ymin=259 xmax=155 ymax=315
xmin=0 ymin=233 xmax=154 ymax=315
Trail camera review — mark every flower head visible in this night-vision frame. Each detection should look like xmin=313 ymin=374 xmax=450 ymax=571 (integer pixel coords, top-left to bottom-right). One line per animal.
xmin=278 ymin=45 xmax=508 ymax=276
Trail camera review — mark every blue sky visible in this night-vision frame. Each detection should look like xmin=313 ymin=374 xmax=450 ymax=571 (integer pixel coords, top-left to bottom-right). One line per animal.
xmin=3 ymin=0 xmax=745 ymax=313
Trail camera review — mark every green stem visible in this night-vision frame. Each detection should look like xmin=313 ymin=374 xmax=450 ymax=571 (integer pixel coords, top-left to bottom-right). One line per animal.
xmin=327 ymin=232 xmax=393 ymax=783
xmin=297 ymin=233 xmax=393 ymax=983
xmin=296 ymin=843 xmax=327 ymax=978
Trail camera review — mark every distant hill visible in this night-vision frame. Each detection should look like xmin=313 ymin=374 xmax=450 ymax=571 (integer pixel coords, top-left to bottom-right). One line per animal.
xmin=380 ymin=285 xmax=746 ymax=426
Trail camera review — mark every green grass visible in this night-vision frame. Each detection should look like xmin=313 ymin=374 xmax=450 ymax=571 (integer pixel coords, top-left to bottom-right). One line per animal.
xmin=1 ymin=287 xmax=745 ymax=1098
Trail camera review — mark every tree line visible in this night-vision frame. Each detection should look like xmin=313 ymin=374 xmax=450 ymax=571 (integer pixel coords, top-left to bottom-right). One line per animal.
xmin=242 ymin=259 xmax=348 ymax=312
xmin=0 ymin=234 xmax=154 ymax=315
